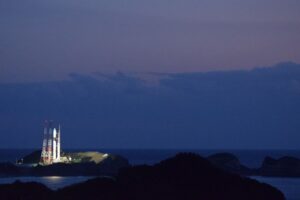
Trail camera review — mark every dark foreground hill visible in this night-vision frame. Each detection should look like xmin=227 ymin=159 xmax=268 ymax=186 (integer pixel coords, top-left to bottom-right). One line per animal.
xmin=0 ymin=153 xmax=285 ymax=200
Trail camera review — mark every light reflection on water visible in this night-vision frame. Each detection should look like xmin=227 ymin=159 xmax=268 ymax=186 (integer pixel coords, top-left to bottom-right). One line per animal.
xmin=0 ymin=176 xmax=95 ymax=190
xmin=42 ymin=176 xmax=63 ymax=181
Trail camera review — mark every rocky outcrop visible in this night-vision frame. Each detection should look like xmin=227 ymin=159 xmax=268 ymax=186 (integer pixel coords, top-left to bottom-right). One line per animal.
xmin=113 ymin=153 xmax=284 ymax=200
xmin=207 ymin=153 xmax=254 ymax=175
xmin=259 ymin=156 xmax=300 ymax=177
xmin=207 ymin=153 xmax=300 ymax=178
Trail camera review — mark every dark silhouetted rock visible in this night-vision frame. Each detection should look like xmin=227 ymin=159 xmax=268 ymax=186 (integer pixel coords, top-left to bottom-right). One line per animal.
xmin=207 ymin=153 xmax=254 ymax=175
xmin=0 ymin=181 xmax=53 ymax=200
xmin=260 ymin=156 xmax=300 ymax=177
xmin=56 ymin=153 xmax=285 ymax=200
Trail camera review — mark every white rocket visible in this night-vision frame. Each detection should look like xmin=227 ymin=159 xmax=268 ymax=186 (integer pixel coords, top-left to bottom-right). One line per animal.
xmin=57 ymin=125 xmax=61 ymax=161
xmin=53 ymin=128 xmax=57 ymax=161
xmin=52 ymin=125 xmax=61 ymax=163
xmin=40 ymin=121 xmax=61 ymax=165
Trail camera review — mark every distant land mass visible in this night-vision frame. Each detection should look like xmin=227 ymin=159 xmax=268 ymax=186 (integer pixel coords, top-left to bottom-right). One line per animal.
xmin=208 ymin=153 xmax=300 ymax=177
xmin=0 ymin=62 xmax=299 ymax=149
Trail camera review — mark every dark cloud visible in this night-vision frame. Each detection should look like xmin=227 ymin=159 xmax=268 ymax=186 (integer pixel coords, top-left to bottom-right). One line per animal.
xmin=0 ymin=62 xmax=299 ymax=149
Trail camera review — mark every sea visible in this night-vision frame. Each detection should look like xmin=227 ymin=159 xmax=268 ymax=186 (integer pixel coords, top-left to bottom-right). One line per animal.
xmin=1 ymin=149 xmax=300 ymax=200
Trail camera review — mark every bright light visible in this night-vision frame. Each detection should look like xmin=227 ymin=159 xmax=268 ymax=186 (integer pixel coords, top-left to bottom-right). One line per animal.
xmin=42 ymin=176 xmax=63 ymax=180
xmin=53 ymin=128 xmax=57 ymax=138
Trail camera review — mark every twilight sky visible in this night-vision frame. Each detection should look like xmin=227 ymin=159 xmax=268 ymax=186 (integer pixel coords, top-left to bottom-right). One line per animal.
xmin=1 ymin=0 xmax=300 ymax=82
xmin=0 ymin=1 xmax=300 ymax=149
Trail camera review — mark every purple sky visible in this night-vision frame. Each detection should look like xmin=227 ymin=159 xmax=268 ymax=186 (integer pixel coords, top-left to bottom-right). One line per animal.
xmin=1 ymin=0 xmax=300 ymax=82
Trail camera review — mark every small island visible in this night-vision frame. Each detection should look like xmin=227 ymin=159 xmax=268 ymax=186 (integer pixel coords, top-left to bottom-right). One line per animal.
xmin=0 ymin=150 xmax=129 ymax=177
xmin=1 ymin=121 xmax=130 ymax=177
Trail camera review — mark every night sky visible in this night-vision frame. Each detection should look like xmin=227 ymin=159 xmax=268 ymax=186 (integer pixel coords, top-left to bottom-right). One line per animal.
xmin=0 ymin=0 xmax=300 ymax=149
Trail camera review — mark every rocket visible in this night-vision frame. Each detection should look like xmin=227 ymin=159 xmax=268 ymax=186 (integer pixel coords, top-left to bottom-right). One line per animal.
xmin=47 ymin=121 xmax=53 ymax=163
xmin=57 ymin=125 xmax=61 ymax=161
xmin=40 ymin=120 xmax=61 ymax=165
xmin=52 ymin=128 xmax=57 ymax=161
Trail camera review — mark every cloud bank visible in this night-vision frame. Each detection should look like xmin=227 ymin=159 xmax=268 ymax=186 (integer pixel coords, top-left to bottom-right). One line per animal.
xmin=0 ymin=62 xmax=300 ymax=149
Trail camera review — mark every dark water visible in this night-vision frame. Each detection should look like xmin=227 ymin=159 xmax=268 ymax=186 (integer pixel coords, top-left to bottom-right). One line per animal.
xmin=1 ymin=149 xmax=300 ymax=199
xmin=252 ymin=176 xmax=300 ymax=200
xmin=0 ymin=176 xmax=94 ymax=190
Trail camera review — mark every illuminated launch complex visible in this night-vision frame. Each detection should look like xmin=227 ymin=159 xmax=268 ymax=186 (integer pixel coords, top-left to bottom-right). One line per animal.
xmin=40 ymin=120 xmax=61 ymax=165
